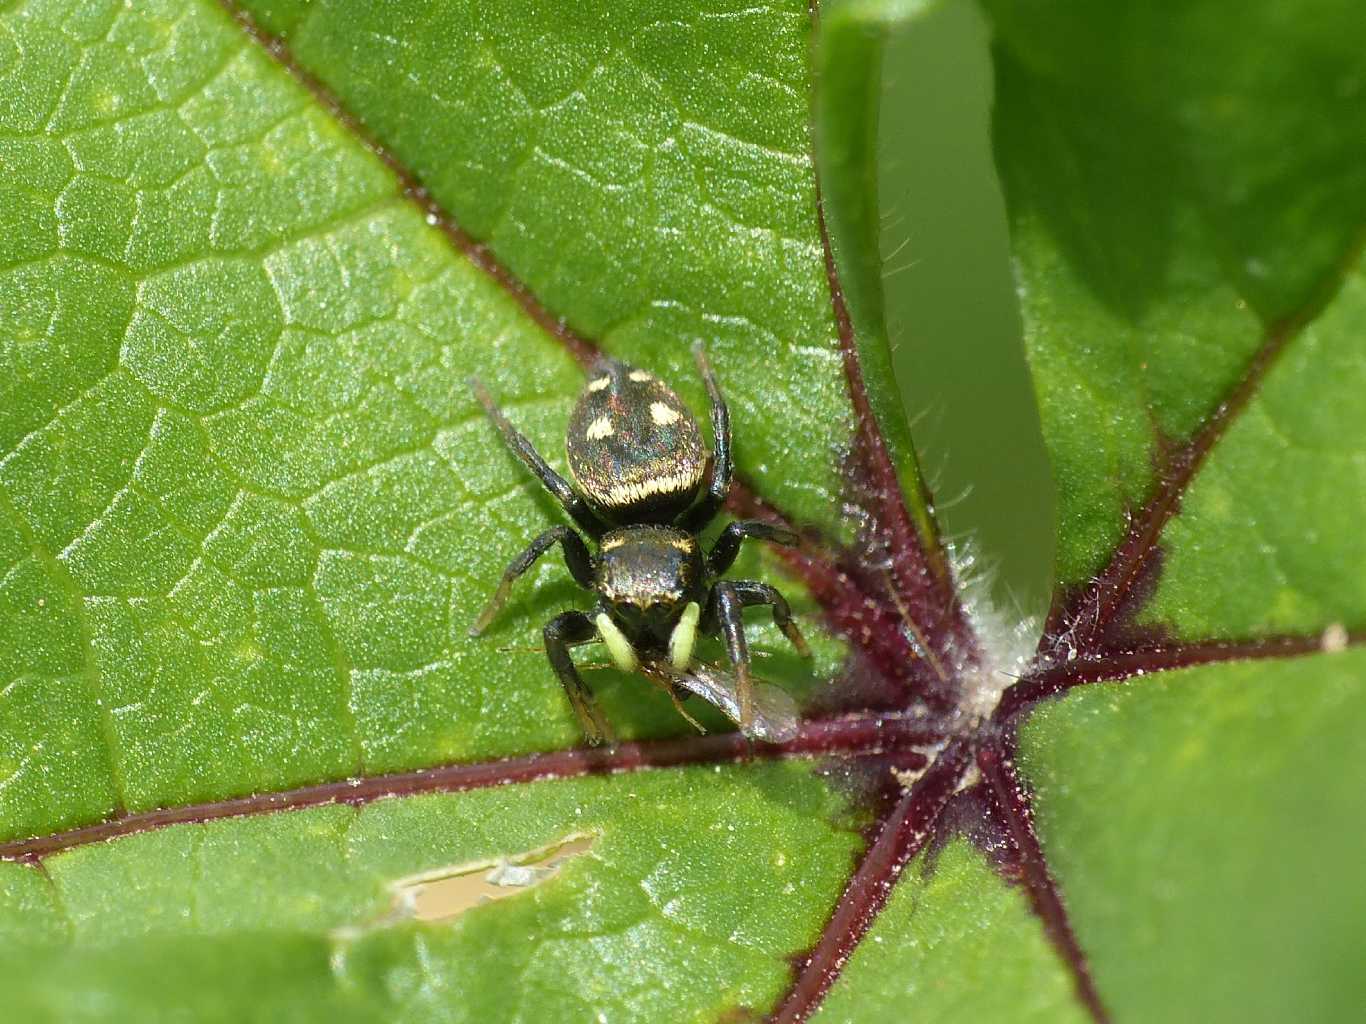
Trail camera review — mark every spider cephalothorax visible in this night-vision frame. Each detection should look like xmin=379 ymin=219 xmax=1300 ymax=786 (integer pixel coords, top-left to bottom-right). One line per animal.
xmin=469 ymin=345 xmax=809 ymax=745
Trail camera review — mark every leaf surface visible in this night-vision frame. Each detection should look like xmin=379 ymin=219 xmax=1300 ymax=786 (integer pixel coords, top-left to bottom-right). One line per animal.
xmin=810 ymin=838 xmax=1088 ymax=1024
xmin=2 ymin=0 xmax=1364 ymax=1020
xmin=985 ymin=0 xmax=1366 ymax=1019
xmin=1019 ymin=653 xmax=1366 ymax=1023
xmin=2 ymin=763 xmax=864 ymax=1020
xmin=0 ymin=0 xmax=911 ymax=1018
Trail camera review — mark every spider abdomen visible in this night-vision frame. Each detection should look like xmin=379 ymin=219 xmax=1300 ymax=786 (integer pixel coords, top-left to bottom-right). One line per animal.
xmin=566 ymin=357 xmax=706 ymax=523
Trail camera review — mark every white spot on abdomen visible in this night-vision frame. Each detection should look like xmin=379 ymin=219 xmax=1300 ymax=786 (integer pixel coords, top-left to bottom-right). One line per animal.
xmin=586 ymin=415 xmax=615 ymax=440
xmin=629 ymin=369 xmax=653 ymax=382
xmin=587 ymin=375 xmax=611 ymax=391
xmin=649 ymin=402 xmax=680 ymax=426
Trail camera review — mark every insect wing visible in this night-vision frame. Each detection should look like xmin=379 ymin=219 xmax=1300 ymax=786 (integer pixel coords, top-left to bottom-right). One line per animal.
xmin=669 ymin=663 xmax=799 ymax=743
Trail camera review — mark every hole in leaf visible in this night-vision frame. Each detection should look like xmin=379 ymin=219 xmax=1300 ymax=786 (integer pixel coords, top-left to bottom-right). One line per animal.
xmin=387 ymin=833 xmax=596 ymax=923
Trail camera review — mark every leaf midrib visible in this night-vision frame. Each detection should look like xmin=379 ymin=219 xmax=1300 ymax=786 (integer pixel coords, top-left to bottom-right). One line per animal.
xmin=0 ymin=713 xmax=938 ymax=861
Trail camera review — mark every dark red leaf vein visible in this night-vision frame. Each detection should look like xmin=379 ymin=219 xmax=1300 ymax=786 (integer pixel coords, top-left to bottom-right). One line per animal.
xmin=976 ymin=735 xmax=1109 ymax=1023
xmin=963 ymin=627 xmax=1365 ymax=1021
xmin=1049 ymin=226 xmax=1366 ymax=655
xmin=997 ymin=629 xmax=1362 ymax=725
xmin=811 ymin=167 xmax=979 ymax=684
xmin=0 ymin=713 xmax=942 ymax=864
xmin=768 ymin=738 xmax=973 ymax=1024
xmin=727 ymin=485 xmax=958 ymax=712
xmin=215 ymin=0 xmax=600 ymax=370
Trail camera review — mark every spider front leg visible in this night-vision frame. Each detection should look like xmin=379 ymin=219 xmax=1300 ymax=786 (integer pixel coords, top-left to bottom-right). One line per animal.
xmin=543 ymin=610 xmax=614 ymax=746
xmin=707 ymin=520 xmax=799 ymax=576
xmin=706 ymin=579 xmax=810 ymax=729
xmin=470 ymin=526 xmax=594 ymax=636
xmin=471 ymin=379 xmax=603 ymax=536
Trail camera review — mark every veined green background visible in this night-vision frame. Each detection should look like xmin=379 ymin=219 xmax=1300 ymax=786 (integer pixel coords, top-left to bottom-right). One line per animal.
xmin=6 ymin=0 xmax=1360 ymax=1020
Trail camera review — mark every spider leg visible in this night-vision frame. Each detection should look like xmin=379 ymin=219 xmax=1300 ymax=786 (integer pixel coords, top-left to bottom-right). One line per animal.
xmin=470 ymin=526 xmax=594 ymax=636
xmin=637 ymin=666 xmax=708 ymax=735
xmin=543 ymin=611 xmax=614 ymax=746
xmin=679 ymin=343 xmax=731 ymax=532
xmin=705 ymin=580 xmax=809 ymax=729
xmin=707 ymin=520 xmax=799 ymax=577
xmin=471 ymin=379 xmax=603 ymax=536
xmin=730 ymin=580 xmax=810 ymax=657
xmin=665 ymin=686 xmax=707 ymax=734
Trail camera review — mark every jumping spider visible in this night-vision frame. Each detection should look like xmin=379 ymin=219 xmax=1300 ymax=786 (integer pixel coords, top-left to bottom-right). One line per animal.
xmin=469 ymin=345 xmax=810 ymax=745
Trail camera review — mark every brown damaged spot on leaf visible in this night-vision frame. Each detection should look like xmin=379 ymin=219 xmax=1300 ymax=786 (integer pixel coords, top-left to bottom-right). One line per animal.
xmin=362 ymin=833 xmax=597 ymax=929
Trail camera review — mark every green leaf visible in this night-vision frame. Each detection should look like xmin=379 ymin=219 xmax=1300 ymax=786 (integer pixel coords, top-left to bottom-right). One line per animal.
xmin=1146 ymin=269 xmax=1366 ymax=636
xmin=984 ymin=0 xmax=1366 ymax=1020
xmin=811 ymin=838 xmax=1088 ymax=1024
xmin=1020 ymin=652 xmax=1366 ymax=1023
xmin=989 ymin=0 xmax=1366 ymax=599
xmin=0 ymin=0 xmax=886 ymax=1016
xmin=1 ymin=763 xmax=865 ymax=1021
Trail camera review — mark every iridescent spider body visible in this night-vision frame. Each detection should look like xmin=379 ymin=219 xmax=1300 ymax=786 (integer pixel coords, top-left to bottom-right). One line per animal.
xmin=469 ymin=346 xmax=808 ymax=744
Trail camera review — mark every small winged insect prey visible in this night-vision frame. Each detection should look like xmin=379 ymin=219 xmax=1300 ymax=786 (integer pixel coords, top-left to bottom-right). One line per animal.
xmin=469 ymin=345 xmax=810 ymax=745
